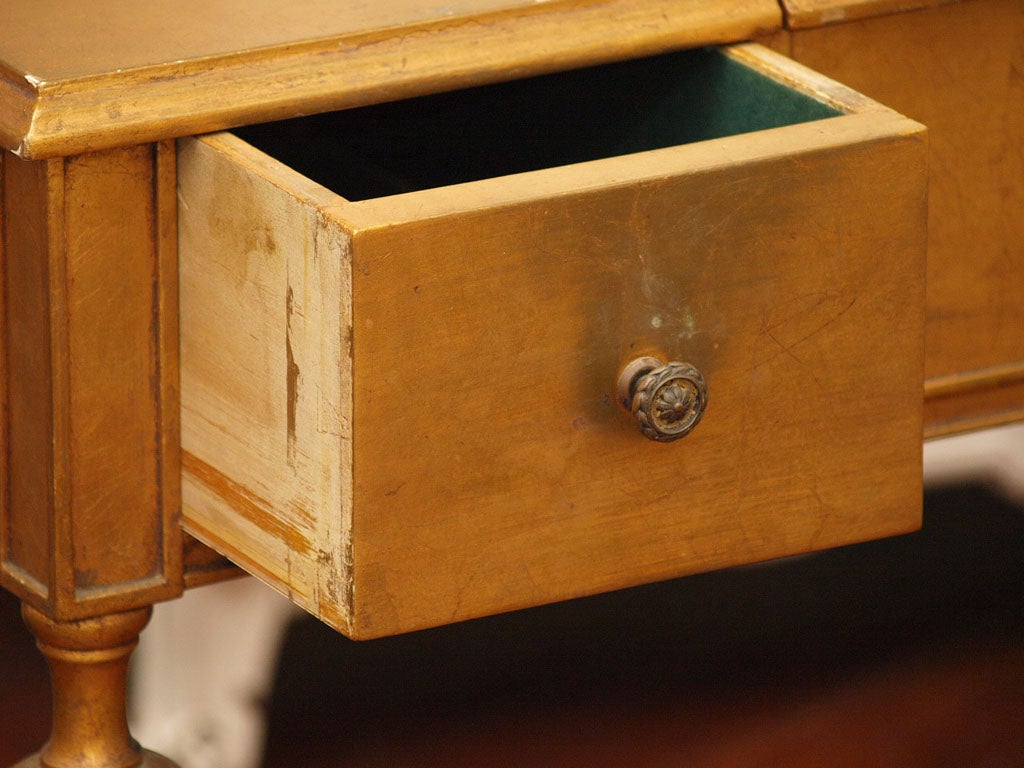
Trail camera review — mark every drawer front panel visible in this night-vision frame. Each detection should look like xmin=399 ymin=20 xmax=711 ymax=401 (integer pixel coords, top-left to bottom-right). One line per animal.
xmin=179 ymin=44 xmax=927 ymax=638
xmin=348 ymin=128 xmax=925 ymax=637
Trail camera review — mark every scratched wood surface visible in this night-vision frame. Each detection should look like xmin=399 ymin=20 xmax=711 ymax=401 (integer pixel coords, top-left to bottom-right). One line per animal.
xmin=178 ymin=135 xmax=355 ymax=632
xmin=0 ymin=0 xmax=780 ymax=159
xmin=0 ymin=144 xmax=182 ymax=620
xmin=771 ymin=0 xmax=1024 ymax=436
xmin=179 ymin=45 xmax=927 ymax=638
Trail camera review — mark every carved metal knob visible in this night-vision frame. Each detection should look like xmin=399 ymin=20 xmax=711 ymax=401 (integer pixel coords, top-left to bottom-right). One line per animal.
xmin=616 ymin=356 xmax=707 ymax=442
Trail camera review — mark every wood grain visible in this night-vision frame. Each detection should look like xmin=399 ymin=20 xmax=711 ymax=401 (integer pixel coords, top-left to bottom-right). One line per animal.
xmin=0 ymin=0 xmax=780 ymax=159
xmin=180 ymin=45 xmax=927 ymax=638
xmin=779 ymin=0 xmax=958 ymax=28
xmin=774 ymin=0 xmax=1024 ymax=435
xmin=1 ymin=154 xmax=58 ymax=601
xmin=0 ymin=144 xmax=182 ymax=620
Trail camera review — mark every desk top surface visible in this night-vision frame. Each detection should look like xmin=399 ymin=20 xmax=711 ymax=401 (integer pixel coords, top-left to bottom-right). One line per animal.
xmin=0 ymin=0 xmax=951 ymax=158
xmin=0 ymin=0 xmax=781 ymax=158
xmin=3 ymin=0 xmax=601 ymax=81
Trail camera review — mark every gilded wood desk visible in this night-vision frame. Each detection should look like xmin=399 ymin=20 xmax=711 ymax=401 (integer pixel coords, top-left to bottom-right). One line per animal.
xmin=1 ymin=0 xmax=1021 ymax=765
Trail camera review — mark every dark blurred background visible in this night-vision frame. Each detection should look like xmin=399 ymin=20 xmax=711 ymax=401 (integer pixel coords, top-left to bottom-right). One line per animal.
xmin=4 ymin=483 xmax=1024 ymax=767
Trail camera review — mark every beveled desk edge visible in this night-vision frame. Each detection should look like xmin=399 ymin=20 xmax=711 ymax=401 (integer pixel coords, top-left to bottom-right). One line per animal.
xmin=0 ymin=0 xmax=780 ymax=159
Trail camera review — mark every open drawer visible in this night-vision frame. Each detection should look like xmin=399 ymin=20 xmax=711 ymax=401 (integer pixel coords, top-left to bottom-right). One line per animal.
xmin=178 ymin=43 xmax=926 ymax=639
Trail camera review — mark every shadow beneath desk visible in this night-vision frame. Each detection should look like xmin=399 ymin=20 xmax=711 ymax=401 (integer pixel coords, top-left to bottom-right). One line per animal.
xmin=262 ymin=483 xmax=1024 ymax=767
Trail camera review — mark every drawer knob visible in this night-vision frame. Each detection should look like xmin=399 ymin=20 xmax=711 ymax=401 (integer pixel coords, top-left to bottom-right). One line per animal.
xmin=617 ymin=357 xmax=707 ymax=442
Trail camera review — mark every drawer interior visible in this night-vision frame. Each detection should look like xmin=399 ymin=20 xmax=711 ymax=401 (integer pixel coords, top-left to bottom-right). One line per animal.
xmin=234 ymin=47 xmax=841 ymax=201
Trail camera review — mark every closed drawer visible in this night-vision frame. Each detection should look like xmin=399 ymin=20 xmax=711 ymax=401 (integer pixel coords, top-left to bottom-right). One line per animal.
xmin=179 ymin=43 xmax=927 ymax=639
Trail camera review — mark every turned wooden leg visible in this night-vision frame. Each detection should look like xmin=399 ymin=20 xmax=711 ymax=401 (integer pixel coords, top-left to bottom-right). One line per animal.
xmin=13 ymin=605 xmax=178 ymax=768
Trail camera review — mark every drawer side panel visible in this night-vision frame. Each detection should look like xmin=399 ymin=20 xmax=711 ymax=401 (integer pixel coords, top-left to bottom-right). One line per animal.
xmin=178 ymin=136 xmax=354 ymax=632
